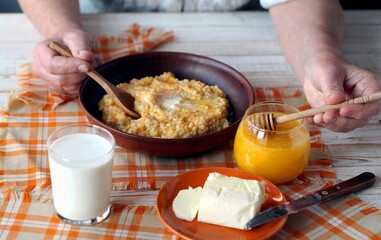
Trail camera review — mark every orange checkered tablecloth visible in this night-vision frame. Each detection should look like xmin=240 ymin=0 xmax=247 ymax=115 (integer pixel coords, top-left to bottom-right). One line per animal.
xmin=1 ymin=24 xmax=380 ymax=239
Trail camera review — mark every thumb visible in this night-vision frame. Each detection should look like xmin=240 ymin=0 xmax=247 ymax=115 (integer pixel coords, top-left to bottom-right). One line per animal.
xmin=324 ymin=84 xmax=346 ymax=105
xmin=63 ymin=31 xmax=94 ymax=62
xmin=319 ymin=73 xmax=346 ymax=105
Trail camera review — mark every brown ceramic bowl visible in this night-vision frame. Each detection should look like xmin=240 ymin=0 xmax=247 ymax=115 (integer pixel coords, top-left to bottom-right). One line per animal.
xmin=79 ymin=51 xmax=254 ymax=156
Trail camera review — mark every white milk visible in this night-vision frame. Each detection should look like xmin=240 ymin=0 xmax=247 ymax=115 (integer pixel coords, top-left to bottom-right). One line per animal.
xmin=49 ymin=133 xmax=114 ymax=221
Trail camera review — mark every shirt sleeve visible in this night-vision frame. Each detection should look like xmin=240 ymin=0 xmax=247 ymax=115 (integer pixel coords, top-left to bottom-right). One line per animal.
xmin=259 ymin=0 xmax=292 ymax=9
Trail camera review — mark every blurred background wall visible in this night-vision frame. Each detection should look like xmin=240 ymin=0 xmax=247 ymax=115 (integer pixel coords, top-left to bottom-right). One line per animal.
xmin=0 ymin=0 xmax=21 ymax=12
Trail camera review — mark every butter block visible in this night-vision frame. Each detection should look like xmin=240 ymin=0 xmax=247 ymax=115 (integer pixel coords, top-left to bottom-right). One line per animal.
xmin=172 ymin=186 xmax=202 ymax=221
xmin=197 ymin=172 xmax=266 ymax=230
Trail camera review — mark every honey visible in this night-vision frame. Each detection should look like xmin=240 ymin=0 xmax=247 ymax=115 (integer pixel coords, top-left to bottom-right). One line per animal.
xmin=234 ymin=103 xmax=310 ymax=184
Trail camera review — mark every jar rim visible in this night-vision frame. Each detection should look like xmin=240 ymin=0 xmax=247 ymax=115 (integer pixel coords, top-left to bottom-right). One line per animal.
xmin=244 ymin=101 xmax=306 ymax=133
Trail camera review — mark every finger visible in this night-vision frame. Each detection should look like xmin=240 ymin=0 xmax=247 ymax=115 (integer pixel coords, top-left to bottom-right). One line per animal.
xmin=311 ymin=105 xmax=371 ymax=132
xmin=312 ymin=113 xmax=324 ymax=125
xmin=34 ymin=62 xmax=86 ymax=93
xmin=36 ymin=45 xmax=91 ymax=74
xmin=339 ymin=104 xmax=363 ymax=119
xmin=62 ymin=31 xmax=94 ymax=61
xmin=323 ymin=117 xmax=368 ymax=132
xmin=313 ymin=110 xmax=340 ymax=126
xmin=321 ymin=109 xmax=339 ymax=124
xmin=341 ymin=99 xmax=381 ymax=120
xmin=320 ymin=106 xmax=370 ymax=132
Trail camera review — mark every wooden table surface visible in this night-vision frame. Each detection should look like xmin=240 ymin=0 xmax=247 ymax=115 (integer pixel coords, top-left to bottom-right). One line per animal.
xmin=0 ymin=11 xmax=380 ymax=210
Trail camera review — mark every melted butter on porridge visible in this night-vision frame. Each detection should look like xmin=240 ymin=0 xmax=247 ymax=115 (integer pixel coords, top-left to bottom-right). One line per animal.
xmin=98 ymin=72 xmax=229 ymax=138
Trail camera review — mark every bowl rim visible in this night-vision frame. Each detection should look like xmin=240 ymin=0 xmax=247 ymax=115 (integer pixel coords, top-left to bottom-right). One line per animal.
xmin=79 ymin=51 xmax=255 ymax=142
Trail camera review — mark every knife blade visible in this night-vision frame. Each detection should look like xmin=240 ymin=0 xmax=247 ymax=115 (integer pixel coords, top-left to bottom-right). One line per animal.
xmin=244 ymin=172 xmax=376 ymax=230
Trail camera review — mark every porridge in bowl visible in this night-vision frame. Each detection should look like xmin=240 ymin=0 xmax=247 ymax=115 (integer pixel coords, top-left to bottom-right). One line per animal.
xmin=98 ymin=72 xmax=229 ymax=138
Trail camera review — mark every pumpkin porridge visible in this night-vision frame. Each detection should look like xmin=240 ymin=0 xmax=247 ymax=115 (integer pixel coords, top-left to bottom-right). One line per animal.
xmin=98 ymin=72 xmax=229 ymax=138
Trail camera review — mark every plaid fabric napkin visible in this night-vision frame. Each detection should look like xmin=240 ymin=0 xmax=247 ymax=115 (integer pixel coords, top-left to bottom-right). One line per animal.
xmin=1 ymin=25 xmax=380 ymax=239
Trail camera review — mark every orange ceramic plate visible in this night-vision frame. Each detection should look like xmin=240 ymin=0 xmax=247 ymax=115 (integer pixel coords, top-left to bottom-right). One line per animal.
xmin=156 ymin=167 xmax=287 ymax=240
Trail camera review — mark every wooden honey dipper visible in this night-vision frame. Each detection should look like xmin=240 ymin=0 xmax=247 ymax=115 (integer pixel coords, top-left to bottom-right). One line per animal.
xmin=254 ymin=92 xmax=381 ymax=131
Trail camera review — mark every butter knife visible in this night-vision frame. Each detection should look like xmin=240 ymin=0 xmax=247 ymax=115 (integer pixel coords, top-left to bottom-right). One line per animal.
xmin=244 ymin=172 xmax=376 ymax=230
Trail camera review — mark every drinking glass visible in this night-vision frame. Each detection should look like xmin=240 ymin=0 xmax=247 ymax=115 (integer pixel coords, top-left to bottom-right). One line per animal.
xmin=47 ymin=124 xmax=115 ymax=225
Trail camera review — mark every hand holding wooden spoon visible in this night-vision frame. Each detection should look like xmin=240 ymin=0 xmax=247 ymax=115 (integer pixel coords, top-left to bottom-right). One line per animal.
xmin=49 ymin=41 xmax=140 ymax=119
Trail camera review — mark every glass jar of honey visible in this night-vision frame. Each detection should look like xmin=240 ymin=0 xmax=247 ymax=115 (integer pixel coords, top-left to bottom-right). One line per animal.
xmin=234 ymin=102 xmax=310 ymax=184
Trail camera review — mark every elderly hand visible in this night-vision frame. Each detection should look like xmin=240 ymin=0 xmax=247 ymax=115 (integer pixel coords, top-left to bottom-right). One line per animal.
xmin=302 ymin=53 xmax=381 ymax=132
xmin=32 ymin=28 xmax=98 ymax=94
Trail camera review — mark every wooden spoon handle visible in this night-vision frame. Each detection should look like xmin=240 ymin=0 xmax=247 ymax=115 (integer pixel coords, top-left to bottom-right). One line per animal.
xmin=49 ymin=41 xmax=115 ymax=93
xmin=275 ymin=92 xmax=381 ymax=124
xmin=49 ymin=41 xmax=73 ymax=57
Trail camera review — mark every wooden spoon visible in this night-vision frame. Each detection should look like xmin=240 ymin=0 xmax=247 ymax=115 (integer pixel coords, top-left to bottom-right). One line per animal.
xmin=253 ymin=92 xmax=381 ymax=131
xmin=49 ymin=41 xmax=140 ymax=119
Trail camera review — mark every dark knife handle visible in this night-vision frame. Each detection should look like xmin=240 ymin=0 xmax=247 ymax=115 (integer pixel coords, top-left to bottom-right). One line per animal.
xmin=313 ymin=172 xmax=376 ymax=203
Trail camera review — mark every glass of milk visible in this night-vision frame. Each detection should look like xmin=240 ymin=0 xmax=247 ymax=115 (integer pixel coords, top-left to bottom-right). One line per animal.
xmin=47 ymin=124 xmax=115 ymax=225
